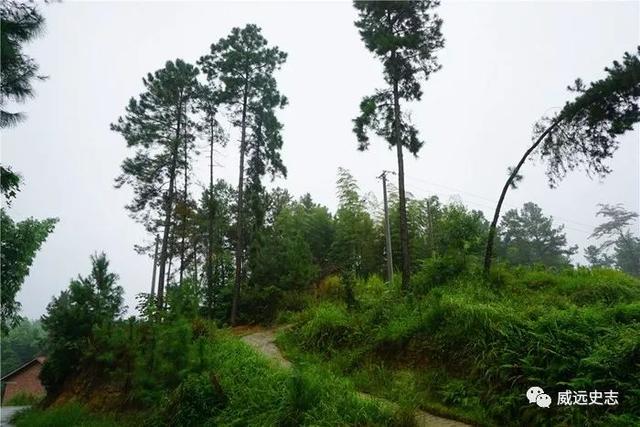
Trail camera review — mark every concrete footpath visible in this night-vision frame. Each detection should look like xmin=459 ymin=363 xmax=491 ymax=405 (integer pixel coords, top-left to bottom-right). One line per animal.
xmin=238 ymin=327 xmax=470 ymax=427
xmin=0 ymin=406 xmax=29 ymax=427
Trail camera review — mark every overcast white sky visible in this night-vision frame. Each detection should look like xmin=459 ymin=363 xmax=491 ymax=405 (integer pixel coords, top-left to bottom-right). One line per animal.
xmin=3 ymin=1 xmax=639 ymax=319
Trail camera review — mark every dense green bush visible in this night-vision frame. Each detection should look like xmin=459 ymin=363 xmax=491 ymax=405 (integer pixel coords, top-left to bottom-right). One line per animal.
xmin=161 ymin=373 xmax=227 ymax=426
xmin=294 ymin=303 xmax=360 ymax=353
xmin=411 ymin=255 xmax=468 ymax=294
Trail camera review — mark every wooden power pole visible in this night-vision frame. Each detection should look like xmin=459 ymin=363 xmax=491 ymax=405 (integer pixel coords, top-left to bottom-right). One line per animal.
xmin=151 ymin=235 xmax=159 ymax=296
xmin=378 ymin=170 xmax=395 ymax=284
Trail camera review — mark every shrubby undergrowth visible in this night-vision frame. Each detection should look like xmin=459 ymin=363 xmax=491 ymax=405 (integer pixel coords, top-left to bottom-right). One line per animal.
xmin=280 ymin=265 xmax=640 ymax=426
xmin=31 ymin=316 xmax=401 ymax=426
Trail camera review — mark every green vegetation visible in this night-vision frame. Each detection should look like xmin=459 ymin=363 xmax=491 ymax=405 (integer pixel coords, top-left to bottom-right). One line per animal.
xmin=279 ymin=267 xmax=640 ymax=426
xmin=4 ymin=1 xmax=639 ymax=426
xmin=0 ymin=1 xmax=57 ymax=335
xmin=585 ymin=204 xmax=640 ymax=277
xmin=33 ymin=253 xmax=402 ymax=425
xmin=13 ymin=403 xmax=122 ymax=427
xmin=484 ymin=47 xmax=640 ymax=275
xmin=0 ymin=210 xmax=58 ymax=334
xmin=2 ymin=391 xmax=43 ymax=406
xmin=37 ymin=317 xmax=401 ymax=425
xmin=1 ymin=318 xmax=44 ymax=375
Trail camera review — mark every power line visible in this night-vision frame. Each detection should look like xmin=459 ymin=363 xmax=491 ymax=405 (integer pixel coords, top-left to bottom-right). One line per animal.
xmin=402 ymin=181 xmax=594 ymax=236
xmin=404 ymin=174 xmax=598 ymax=232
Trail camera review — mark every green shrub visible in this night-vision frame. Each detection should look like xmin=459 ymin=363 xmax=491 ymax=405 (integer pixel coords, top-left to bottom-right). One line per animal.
xmin=161 ymin=373 xmax=226 ymax=426
xmin=238 ymin=285 xmax=283 ymax=324
xmin=609 ymin=303 xmax=640 ymax=323
xmin=279 ymin=291 xmax=310 ymax=313
xmin=411 ymin=255 xmax=467 ymax=294
xmin=316 ymin=274 xmax=343 ymax=300
xmin=2 ymin=391 xmax=43 ymax=406
xmin=208 ymin=332 xmax=394 ymax=426
xmin=13 ymin=403 xmax=121 ymax=427
xmin=295 ymin=304 xmax=359 ymax=353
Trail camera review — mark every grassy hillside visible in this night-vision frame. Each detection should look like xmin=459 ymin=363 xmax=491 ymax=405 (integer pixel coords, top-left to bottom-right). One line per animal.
xmin=15 ymin=322 xmax=405 ymax=426
xmin=277 ymin=265 xmax=640 ymax=426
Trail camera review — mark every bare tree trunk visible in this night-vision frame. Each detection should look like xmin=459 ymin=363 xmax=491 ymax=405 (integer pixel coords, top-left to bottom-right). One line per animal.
xmin=393 ymin=80 xmax=411 ymax=291
xmin=193 ymin=236 xmax=199 ymax=285
xmin=166 ymin=237 xmax=173 ymax=286
xmin=157 ymin=120 xmax=181 ymax=309
xmin=179 ymin=122 xmax=189 ymax=286
xmin=483 ymin=117 xmax=562 ymax=276
xmin=151 ymin=235 xmax=159 ymax=296
xmin=206 ymin=118 xmax=215 ymax=318
xmin=156 ymin=94 xmax=185 ymax=310
xmin=231 ymin=82 xmax=249 ymax=325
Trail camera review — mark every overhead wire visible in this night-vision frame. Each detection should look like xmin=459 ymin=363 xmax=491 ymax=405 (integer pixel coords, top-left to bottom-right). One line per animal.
xmin=403 ymin=174 xmax=597 ymax=234
xmin=401 ymin=178 xmax=594 ymax=236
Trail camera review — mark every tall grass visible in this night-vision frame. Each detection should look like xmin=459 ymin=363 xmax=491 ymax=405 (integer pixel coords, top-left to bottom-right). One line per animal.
xmin=13 ymin=403 xmax=122 ymax=427
xmin=282 ymin=266 xmax=640 ymax=426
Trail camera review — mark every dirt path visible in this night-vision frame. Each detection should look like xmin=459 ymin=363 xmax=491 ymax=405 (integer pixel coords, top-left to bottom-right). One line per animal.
xmin=237 ymin=327 xmax=470 ymax=427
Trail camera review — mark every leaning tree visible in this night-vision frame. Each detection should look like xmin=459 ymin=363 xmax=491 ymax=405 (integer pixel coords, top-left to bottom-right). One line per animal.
xmin=484 ymin=48 xmax=640 ymax=275
xmin=352 ymin=1 xmax=444 ymax=290
xmin=198 ymin=24 xmax=288 ymax=324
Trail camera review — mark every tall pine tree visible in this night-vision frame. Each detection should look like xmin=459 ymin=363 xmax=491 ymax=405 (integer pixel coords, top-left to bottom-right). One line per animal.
xmin=198 ymin=24 xmax=287 ymax=324
xmin=112 ymin=59 xmax=200 ymax=309
xmin=197 ymin=84 xmax=227 ymax=315
xmin=352 ymin=1 xmax=444 ymax=290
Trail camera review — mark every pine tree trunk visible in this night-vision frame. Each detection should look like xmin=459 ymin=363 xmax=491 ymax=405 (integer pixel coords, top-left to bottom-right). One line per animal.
xmin=151 ymin=235 xmax=159 ymax=296
xmin=393 ymin=80 xmax=411 ymax=291
xmin=483 ymin=117 xmax=563 ymax=276
xmin=206 ymin=120 xmax=215 ymax=318
xmin=193 ymin=237 xmax=199 ymax=284
xmin=158 ymin=132 xmax=180 ymax=310
xmin=231 ymin=82 xmax=249 ymax=325
xmin=156 ymin=102 xmax=182 ymax=310
xmin=179 ymin=122 xmax=189 ymax=286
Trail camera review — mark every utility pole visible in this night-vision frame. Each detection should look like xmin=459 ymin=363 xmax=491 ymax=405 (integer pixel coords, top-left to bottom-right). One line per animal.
xmin=151 ymin=235 xmax=159 ymax=296
xmin=378 ymin=170 xmax=395 ymax=284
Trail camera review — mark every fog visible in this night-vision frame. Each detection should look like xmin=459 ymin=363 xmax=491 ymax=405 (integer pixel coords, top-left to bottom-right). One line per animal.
xmin=3 ymin=1 xmax=638 ymax=319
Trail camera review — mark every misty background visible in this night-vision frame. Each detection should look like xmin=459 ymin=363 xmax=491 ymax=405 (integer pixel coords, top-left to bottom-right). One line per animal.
xmin=2 ymin=1 xmax=638 ymax=319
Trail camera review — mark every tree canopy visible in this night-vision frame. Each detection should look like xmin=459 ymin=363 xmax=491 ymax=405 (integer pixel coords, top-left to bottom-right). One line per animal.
xmin=497 ymin=202 xmax=577 ymax=268
xmin=1 ymin=211 xmax=57 ymax=334
xmin=585 ymin=204 xmax=640 ymax=276
xmin=112 ymin=59 xmax=201 ymax=309
xmin=41 ymin=253 xmax=124 ymax=392
xmin=0 ymin=0 xmax=45 ymax=128
xmin=536 ymin=48 xmax=640 ymax=186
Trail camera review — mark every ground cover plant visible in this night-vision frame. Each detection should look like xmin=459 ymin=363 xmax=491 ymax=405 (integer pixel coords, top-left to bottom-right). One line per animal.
xmin=278 ymin=265 xmax=640 ymax=427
